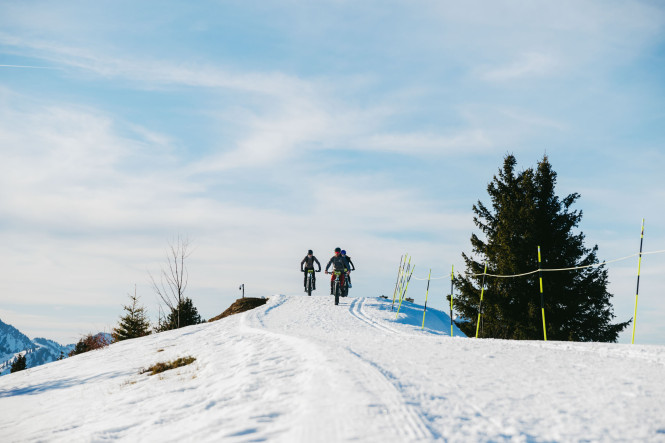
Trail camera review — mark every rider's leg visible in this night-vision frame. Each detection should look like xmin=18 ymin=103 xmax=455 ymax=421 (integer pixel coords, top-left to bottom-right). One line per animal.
xmin=330 ymin=274 xmax=334 ymax=294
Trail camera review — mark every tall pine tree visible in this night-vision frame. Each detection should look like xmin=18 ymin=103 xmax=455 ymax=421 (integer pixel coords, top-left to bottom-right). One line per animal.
xmin=112 ymin=290 xmax=152 ymax=342
xmin=454 ymin=155 xmax=629 ymax=342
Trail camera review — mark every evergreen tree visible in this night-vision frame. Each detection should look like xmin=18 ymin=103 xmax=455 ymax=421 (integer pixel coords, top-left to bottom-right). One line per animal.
xmin=157 ymin=297 xmax=202 ymax=332
xmin=10 ymin=353 xmax=27 ymax=373
xmin=112 ymin=291 xmax=152 ymax=342
xmin=454 ymin=154 xmax=629 ymax=342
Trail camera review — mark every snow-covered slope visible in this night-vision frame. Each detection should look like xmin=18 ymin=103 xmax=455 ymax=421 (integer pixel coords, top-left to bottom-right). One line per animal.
xmin=1 ymin=295 xmax=664 ymax=442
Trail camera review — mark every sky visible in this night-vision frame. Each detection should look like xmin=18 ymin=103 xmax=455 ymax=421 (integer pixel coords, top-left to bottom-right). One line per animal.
xmin=0 ymin=0 xmax=664 ymax=345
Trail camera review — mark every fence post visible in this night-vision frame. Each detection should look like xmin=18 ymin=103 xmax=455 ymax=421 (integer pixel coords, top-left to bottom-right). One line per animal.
xmin=632 ymin=219 xmax=645 ymax=344
xmin=475 ymin=262 xmax=488 ymax=338
xmin=391 ymin=255 xmax=405 ymax=311
xmin=396 ymin=265 xmax=415 ymax=319
xmin=450 ymin=264 xmax=454 ymax=337
xmin=538 ymin=246 xmax=547 ymax=341
xmin=421 ymin=269 xmax=431 ymax=329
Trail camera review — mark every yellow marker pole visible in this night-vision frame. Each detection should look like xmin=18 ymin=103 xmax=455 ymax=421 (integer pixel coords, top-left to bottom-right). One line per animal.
xmin=450 ymin=264 xmax=454 ymax=337
xmin=392 ymin=255 xmax=410 ymax=311
xmin=396 ymin=265 xmax=415 ymax=319
xmin=391 ymin=255 xmax=404 ymax=309
xmin=632 ymin=219 xmax=645 ymax=344
xmin=475 ymin=262 xmax=488 ymax=338
xmin=421 ymin=269 xmax=431 ymax=329
xmin=538 ymin=246 xmax=547 ymax=341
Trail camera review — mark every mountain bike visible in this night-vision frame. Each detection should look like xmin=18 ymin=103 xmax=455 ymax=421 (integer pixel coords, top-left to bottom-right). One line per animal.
xmin=342 ymin=271 xmax=350 ymax=298
xmin=332 ymin=271 xmax=349 ymax=305
xmin=303 ymin=269 xmax=320 ymax=296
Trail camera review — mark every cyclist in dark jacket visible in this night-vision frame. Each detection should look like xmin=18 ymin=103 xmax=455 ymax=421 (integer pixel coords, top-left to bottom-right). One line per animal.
xmin=301 ymin=250 xmax=321 ymax=291
xmin=341 ymin=250 xmax=355 ymax=288
xmin=325 ymin=247 xmax=349 ymax=295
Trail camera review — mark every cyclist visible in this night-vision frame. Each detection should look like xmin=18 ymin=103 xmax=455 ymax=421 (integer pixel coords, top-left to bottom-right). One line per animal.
xmin=301 ymin=250 xmax=321 ymax=291
xmin=341 ymin=250 xmax=355 ymax=288
xmin=325 ymin=247 xmax=349 ymax=295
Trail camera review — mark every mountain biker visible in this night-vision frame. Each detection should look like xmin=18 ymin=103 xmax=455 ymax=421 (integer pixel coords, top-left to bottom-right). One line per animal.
xmin=301 ymin=250 xmax=321 ymax=291
xmin=341 ymin=250 xmax=355 ymax=288
xmin=325 ymin=247 xmax=349 ymax=295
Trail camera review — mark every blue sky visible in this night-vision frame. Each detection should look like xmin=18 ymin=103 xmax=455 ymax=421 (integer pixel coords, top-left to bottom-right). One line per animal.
xmin=1 ymin=1 xmax=664 ymax=344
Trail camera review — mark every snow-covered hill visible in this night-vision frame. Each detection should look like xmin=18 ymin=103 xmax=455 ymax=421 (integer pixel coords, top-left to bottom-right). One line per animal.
xmin=1 ymin=295 xmax=664 ymax=442
xmin=0 ymin=319 xmax=74 ymax=375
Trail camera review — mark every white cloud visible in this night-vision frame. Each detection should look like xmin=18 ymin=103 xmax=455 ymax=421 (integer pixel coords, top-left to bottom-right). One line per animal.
xmin=0 ymin=32 xmax=311 ymax=98
xmin=481 ymin=53 xmax=560 ymax=82
xmin=356 ymin=130 xmax=493 ymax=155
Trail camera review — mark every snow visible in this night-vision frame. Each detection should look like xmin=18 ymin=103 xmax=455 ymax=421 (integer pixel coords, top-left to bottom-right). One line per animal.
xmin=1 ymin=295 xmax=664 ymax=442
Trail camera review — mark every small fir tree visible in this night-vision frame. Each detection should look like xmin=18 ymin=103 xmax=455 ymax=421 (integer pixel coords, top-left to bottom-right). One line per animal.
xmin=112 ymin=289 xmax=152 ymax=342
xmin=10 ymin=353 xmax=27 ymax=373
xmin=454 ymin=154 xmax=629 ymax=342
xmin=157 ymin=297 xmax=202 ymax=332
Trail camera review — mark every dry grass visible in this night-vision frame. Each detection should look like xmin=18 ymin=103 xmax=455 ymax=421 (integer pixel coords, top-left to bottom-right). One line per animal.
xmin=209 ymin=297 xmax=267 ymax=322
xmin=141 ymin=356 xmax=196 ymax=376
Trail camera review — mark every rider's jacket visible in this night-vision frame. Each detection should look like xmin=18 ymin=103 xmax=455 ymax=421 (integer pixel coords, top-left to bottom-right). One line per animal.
xmin=325 ymin=255 xmax=349 ymax=272
xmin=301 ymin=255 xmax=321 ymax=271
xmin=343 ymin=255 xmax=355 ymax=271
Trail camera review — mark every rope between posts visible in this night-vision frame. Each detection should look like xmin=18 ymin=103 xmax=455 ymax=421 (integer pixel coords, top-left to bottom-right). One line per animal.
xmin=465 ymin=249 xmax=665 ymax=278
xmin=407 ymin=249 xmax=665 ymax=280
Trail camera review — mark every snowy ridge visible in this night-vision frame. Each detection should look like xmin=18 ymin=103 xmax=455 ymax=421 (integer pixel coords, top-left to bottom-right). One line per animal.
xmin=1 ymin=295 xmax=664 ymax=442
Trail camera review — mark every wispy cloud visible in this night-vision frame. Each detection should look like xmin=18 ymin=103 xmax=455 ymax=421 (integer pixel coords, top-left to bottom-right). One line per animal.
xmin=0 ymin=64 xmax=61 ymax=69
xmin=0 ymin=32 xmax=310 ymax=98
xmin=356 ymin=130 xmax=493 ymax=155
xmin=481 ymin=53 xmax=560 ymax=82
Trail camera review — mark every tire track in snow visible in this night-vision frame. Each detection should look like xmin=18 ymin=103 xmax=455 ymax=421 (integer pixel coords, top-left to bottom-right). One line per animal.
xmin=343 ymin=347 xmax=438 ymax=441
xmin=346 ymin=298 xmax=508 ymax=440
xmin=238 ymin=303 xmax=347 ymax=442
xmin=243 ymin=296 xmax=436 ymax=441
xmin=348 ymin=298 xmax=402 ymax=335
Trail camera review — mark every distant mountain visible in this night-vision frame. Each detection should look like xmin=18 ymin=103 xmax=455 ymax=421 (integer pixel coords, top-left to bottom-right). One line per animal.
xmin=0 ymin=319 xmax=35 ymax=363
xmin=0 ymin=318 xmax=75 ymax=375
xmin=30 ymin=337 xmax=75 ymax=366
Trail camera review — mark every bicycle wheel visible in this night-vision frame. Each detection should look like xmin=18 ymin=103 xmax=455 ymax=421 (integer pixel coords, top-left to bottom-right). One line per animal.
xmin=334 ymin=281 xmax=340 ymax=305
xmin=307 ymin=276 xmax=312 ymax=296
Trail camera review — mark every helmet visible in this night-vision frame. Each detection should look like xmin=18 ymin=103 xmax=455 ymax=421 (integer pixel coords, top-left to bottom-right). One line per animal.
xmin=334 ymin=247 xmax=341 ymax=253
xmin=308 ymin=249 xmax=313 ymax=255
xmin=341 ymin=250 xmax=346 ymax=255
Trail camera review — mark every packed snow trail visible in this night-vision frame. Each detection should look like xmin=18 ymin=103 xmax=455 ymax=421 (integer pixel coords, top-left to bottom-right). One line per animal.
xmin=1 ymin=296 xmax=664 ymax=442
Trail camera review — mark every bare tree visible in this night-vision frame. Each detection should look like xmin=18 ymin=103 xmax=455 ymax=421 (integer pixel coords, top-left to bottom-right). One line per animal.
xmin=150 ymin=236 xmax=191 ymax=330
